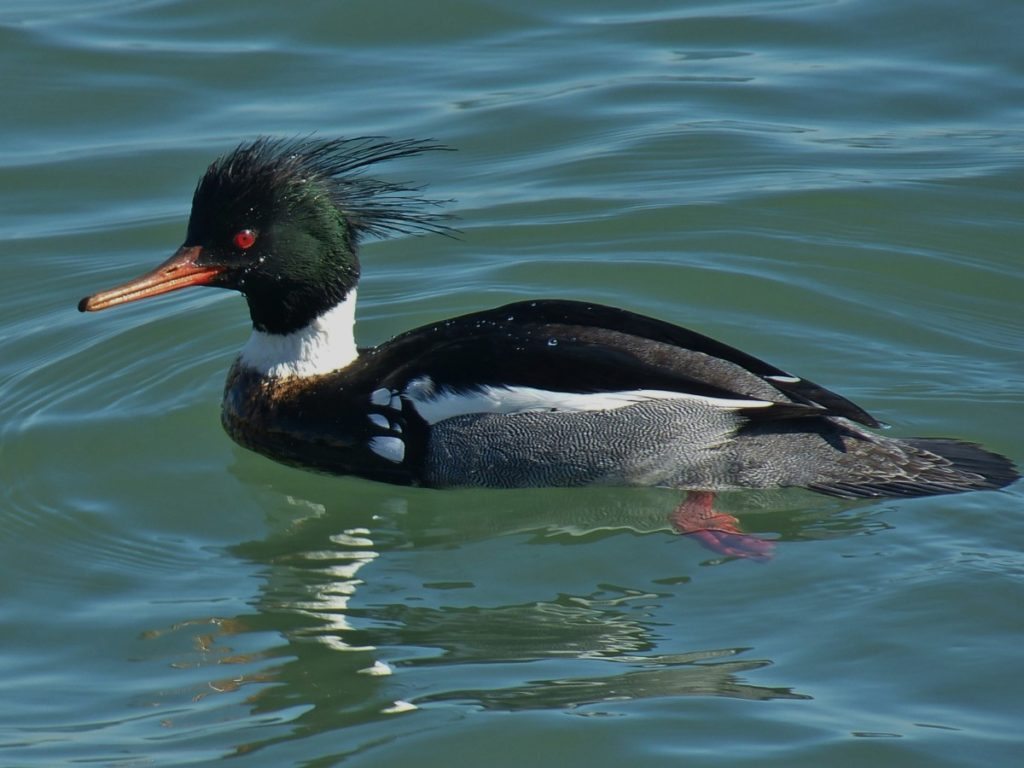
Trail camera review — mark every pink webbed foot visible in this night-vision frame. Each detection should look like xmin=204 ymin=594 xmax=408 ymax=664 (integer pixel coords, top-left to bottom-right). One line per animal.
xmin=669 ymin=491 xmax=774 ymax=561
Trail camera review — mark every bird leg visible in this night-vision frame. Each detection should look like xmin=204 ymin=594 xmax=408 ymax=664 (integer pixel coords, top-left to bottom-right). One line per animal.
xmin=669 ymin=491 xmax=774 ymax=560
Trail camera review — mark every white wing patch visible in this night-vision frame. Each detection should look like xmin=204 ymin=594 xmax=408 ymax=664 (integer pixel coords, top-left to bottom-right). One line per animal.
xmin=404 ymin=376 xmax=773 ymax=426
xmin=366 ymin=389 xmax=406 ymax=446
xmin=368 ymin=413 xmax=390 ymax=430
xmin=765 ymin=374 xmax=801 ymax=384
xmin=369 ymin=436 xmax=405 ymax=463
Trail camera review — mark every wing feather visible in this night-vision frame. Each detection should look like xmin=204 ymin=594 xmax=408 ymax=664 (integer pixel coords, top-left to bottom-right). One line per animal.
xmin=354 ymin=299 xmax=874 ymax=426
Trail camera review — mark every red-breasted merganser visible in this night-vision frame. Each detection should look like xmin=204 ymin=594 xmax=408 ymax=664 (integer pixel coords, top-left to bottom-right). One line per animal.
xmin=79 ymin=137 xmax=1018 ymax=557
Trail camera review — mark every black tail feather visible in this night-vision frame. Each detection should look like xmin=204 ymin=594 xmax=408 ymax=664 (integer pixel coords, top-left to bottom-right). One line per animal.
xmin=809 ymin=438 xmax=1019 ymax=499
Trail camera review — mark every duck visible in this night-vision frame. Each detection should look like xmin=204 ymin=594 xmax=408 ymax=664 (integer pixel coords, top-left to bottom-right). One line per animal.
xmin=79 ymin=137 xmax=1018 ymax=555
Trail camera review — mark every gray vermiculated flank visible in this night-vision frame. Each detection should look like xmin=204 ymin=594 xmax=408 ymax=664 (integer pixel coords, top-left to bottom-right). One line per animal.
xmin=426 ymin=399 xmax=745 ymax=488
xmin=424 ymin=398 xmax=1007 ymax=493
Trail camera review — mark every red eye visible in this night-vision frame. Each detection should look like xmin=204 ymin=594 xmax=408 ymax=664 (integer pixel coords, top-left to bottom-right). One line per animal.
xmin=233 ymin=229 xmax=257 ymax=250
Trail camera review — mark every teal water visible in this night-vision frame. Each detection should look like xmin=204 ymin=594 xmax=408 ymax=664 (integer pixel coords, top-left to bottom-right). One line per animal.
xmin=2 ymin=1 xmax=1022 ymax=765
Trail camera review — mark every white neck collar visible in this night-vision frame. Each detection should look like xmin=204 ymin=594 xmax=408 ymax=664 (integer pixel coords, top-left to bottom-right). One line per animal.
xmin=238 ymin=289 xmax=359 ymax=378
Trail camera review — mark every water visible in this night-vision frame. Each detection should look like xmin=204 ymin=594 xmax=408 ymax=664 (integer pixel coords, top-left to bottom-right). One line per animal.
xmin=1 ymin=1 xmax=1022 ymax=765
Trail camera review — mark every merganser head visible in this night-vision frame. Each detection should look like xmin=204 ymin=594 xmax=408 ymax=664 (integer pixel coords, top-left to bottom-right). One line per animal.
xmin=79 ymin=137 xmax=450 ymax=334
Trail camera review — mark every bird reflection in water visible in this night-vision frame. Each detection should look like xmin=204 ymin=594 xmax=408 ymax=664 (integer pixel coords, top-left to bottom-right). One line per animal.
xmin=135 ymin=482 xmax=887 ymax=749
